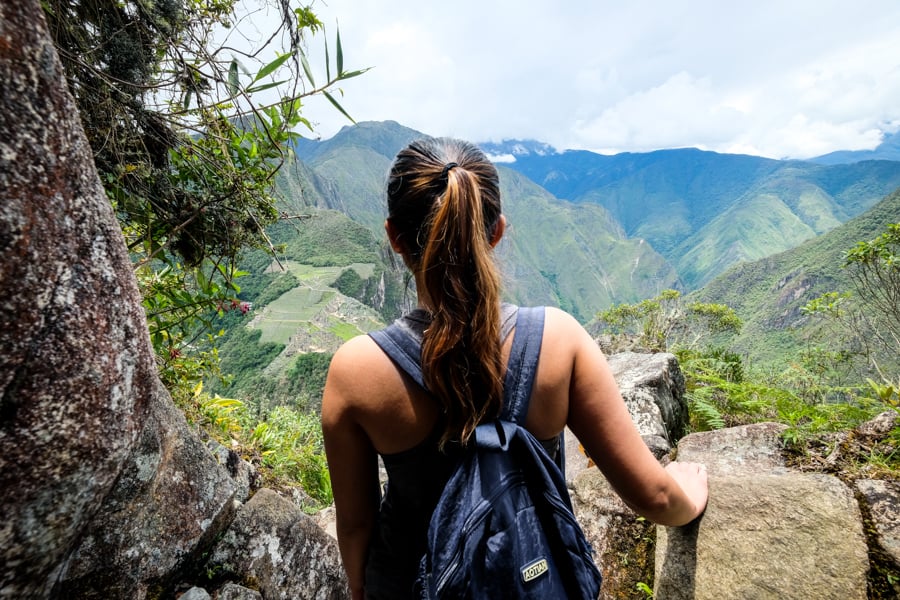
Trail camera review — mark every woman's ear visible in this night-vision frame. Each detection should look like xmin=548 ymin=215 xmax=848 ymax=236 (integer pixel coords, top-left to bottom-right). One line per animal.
xmin=385 ymin=219 xmax=405 ymax=254
xmin=489 ymin=215 xmax=507 ymax=248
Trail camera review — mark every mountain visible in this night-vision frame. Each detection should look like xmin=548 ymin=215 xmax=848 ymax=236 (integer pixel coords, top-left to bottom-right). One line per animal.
xmin=690 ymin=187 xmax=900 ymax=368
xmin=217 ymin=121 xmax=900 ymax=406
xmin=285 ymin=122 xmax=680 ymax=320
xmin=811 ymin=131 xmax=900 ymax=165
xmin=494 ymin=144 xmax=900 ymax=288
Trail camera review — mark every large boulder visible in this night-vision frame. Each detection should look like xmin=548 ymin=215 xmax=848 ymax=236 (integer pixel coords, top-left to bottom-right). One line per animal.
xmin=54 ymin=382 xmax=240 ymax=597
xmin=565 ymin=351 xmax=686 ymax=483
xmin=606 ymin=352 xmax=687 ymax=448
xmin=0 ymin=2 xmax=155 ymax=594
xmin=656 ymin=426 xmax=869 ymax=599
xmin=207 ymin=488 xmax=350 ymax=599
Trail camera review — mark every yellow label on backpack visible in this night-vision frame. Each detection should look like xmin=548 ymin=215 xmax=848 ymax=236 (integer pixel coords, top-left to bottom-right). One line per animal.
xmin=521 ymin=558 xmax=549 ymax=583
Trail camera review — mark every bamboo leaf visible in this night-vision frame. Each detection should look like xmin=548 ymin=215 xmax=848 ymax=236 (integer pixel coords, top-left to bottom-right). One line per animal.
xmin=336 ymin=67 xmax=371 ymax=81
xmin=300 ymin=52 xmax=316 ymax=86
xmin=254 ymin=53 xmax=291 ymax=83
xmin=324 ymin=33 xmax=331 ymax=82
xmin=246 ymin=80 xmax=288 ymax=93
xmin=227 ymin=59 xmax=240 ymax=97
xmin=323 ymin=90 xmax=355 ymax=123
xmin=336 ymin=26 xmax=344 ymax=75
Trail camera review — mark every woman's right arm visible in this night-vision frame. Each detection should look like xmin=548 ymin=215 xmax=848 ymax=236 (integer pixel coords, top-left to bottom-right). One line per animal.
xmin=553 ymin=309 xmax=708 ymax=526
xmin=321 ymin=338 xmax=382 ymax=599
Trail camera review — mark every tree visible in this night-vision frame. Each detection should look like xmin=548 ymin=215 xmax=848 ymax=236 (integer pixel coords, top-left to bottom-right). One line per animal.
xmin=597 ymin=289 xmax=742 ymax=352
xmin=844 ymin=223 xmax=900 ymax=360
xmin=802 ymin=223 xmax=900 ymax=402
xmin=42 ymin=0 xmax=366 ymax=389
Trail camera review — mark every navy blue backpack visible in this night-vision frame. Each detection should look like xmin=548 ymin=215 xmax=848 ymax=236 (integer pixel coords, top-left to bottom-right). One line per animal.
xmin=370 ymin=306 xmax=603 ymax=599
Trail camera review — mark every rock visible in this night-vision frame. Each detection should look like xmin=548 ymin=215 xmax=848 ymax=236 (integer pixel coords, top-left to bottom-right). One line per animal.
xmin=563 ymin=426 xmax=593 ymax=483
xmin=314 ymin=505 xmax=338 ymax=540
xmin=571 ymin=468 xmax=654 ymax=600
xmin=856 ymin=479 xmax=900 ymax=568
xmin=675 ymin=422 xmax=788 ymax=476
xmin=857 ymin=411 xmax=899 ymax=437
xmin=208 ymin=488 xmax=349 ymax=599
xmin=215 ymin=582 xmax=263 ymax=599
xmin=660 ymin=426 xmax=868 ymax=600
xmin=607 ymin=352 xmax=687 ymax=447
xmin=207 ymin=438 xmax=260 ymax=503
xmin=0 ymin=2 xmax=155 ymax=594
xmin=180 ymin=587 xmax=212 ymax=600
xmin=55 ymin=381 xmax=240 ymax=598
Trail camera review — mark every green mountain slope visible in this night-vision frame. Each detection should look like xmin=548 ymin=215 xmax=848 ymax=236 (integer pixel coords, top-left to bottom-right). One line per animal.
xmin=500 ymin=146 xmax=900 ymax=288
xmin=691 ymin=186 xmax=900 ymax=367
xmin=210 ymin=209 xmax=408 ymax=410
xmin=284 ymin=123 xmax=679 ymax=321
xmin=496 ymin=167 xmax=678 ymax=320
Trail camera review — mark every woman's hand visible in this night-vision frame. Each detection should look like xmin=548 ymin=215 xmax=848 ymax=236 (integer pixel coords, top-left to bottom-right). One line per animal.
xmin=663 ymin=461 xmax=709 ymax=522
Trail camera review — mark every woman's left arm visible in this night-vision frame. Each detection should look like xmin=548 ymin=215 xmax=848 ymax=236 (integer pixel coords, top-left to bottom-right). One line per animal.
xmin=322 ymin=338 xmax=381 ymax=600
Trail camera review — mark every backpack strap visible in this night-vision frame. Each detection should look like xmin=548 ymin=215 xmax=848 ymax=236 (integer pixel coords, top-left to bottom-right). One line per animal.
xmin=498 ymin=306 xmax=545 ymax=424
xmin=368 ymin=321 xmax=427 ymax=389
xmin=370 ymin=306 xmax=563 ymax=470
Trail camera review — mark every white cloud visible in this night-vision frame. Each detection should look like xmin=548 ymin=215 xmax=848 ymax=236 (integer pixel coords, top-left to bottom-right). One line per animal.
xmin=296 ymin=0 xmax=900 ymax=159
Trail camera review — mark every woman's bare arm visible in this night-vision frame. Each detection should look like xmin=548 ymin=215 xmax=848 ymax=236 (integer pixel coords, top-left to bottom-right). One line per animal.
xmin=552 ymin=309 xmax=708 ymax=526
xmin=321 ymin=337 xmax=382 ymax=600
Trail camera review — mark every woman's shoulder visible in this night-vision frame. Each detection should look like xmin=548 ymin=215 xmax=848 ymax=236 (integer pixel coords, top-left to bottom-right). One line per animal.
xmin=541 ymin=305 xmax=584 ymax=332
xmin=330 ymin=334 xmax=388 ymax=374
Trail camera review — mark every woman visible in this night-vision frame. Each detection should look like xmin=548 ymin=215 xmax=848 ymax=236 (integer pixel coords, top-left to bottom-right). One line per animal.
xmin=321 ymin=137 xmax=708 ymax=599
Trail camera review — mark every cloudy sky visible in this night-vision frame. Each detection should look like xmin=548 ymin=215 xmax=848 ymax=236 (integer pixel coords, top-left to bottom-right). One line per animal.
xmin=275 ymin=0 xmax=900 ymax=159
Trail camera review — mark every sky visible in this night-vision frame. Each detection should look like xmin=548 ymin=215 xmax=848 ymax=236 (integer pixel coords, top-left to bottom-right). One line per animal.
xmin=256 ymin=0 xmax=900 ymax=159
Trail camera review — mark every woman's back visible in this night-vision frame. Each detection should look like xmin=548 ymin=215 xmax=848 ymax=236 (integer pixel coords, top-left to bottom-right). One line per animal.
xmin=327 ymin=305 xmax=580 ymax=457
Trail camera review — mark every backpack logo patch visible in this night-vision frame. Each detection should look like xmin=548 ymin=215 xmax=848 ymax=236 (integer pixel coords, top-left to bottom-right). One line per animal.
xmin=521 ymin=558 xmax=549 ymax=583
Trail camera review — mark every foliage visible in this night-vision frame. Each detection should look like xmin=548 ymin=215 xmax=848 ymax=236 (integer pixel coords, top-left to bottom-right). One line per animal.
xmin=183 ymin=384 xmax=332 ymax=505
xmin=598 ymin=289 xmax=742 ymax=352
xmin=44 ymin=0 xmax=367 ymax=383
xmin=843 ymin=222 xmax=900 ymax=363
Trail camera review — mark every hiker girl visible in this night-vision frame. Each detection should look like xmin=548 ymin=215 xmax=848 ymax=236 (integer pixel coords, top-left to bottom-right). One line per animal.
xmin=322 ymin=137 xmax=709 ymax=599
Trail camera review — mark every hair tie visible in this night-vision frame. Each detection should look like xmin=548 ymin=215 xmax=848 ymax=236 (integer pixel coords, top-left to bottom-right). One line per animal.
xmin=440 ymin=162 xmax=459 ymax=179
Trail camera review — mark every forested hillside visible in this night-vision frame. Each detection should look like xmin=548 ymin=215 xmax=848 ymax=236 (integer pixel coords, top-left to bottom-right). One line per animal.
xmin=490 ymin=142 xmax=900 ymax=288
xmin=692 ymin=187 xmax=900 ymax=369
xmin=220 ymin=120 xmax=900 ymax=408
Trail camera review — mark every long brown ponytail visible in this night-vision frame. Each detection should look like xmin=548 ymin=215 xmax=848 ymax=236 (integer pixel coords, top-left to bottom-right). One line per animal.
xmin=386 ymin=138 xmax=504 ymax=448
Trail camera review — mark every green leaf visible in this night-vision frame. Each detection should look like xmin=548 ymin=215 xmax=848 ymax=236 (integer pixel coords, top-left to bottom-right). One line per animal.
xmin=324 ymin=33 xmax=331 ymax=82
xmin=336 ymin=67 xmax=371 ymax=81
xmin=323 ymin=91 xmax=355 ymax=123
xmin=336 ymin=27 xmax=344 ymax=75
xmin=254 ymin=53 xmax=292 ymax=84
xmin=246 ymin=80 xmax=288 ymax=94
xmin=183 ymin=89 xmax=192 ymax=110
xmin=227 ymin=59 xmax=239 ymax=97
xmin=300 ymin=52 xmax=316 ymax=86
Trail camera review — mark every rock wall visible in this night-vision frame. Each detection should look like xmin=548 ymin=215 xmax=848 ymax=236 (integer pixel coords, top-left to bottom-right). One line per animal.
xmin=0 ymin=3 xmax=348 ymax=598
xmin=568 ymin=352 xmax=899 ymax=599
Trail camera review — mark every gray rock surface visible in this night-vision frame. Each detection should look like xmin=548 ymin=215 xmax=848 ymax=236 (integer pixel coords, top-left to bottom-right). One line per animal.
xmin=208 ymin=488 xmax=350 ymax=599
xmin=0 ymin=2 xmax=155 ymax=594
xmin=655 ymin=426 xmax=869 ymax=600
xmin=607 ymin=352 xmax=687 ymax=446
xmin=216 ymin=583 xmax=264 ymax=599
xmin=856 ymin=479 xmax=900 ymax=568
xmin=55 ymin=384 xmax=239 ymax=597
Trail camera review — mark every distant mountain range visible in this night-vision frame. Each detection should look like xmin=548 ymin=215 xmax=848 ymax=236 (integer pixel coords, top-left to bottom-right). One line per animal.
xmin=217 ymin=120 xmax=900 ymax=401
xmin=286 ymin=119 xmax=900 ymax=309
